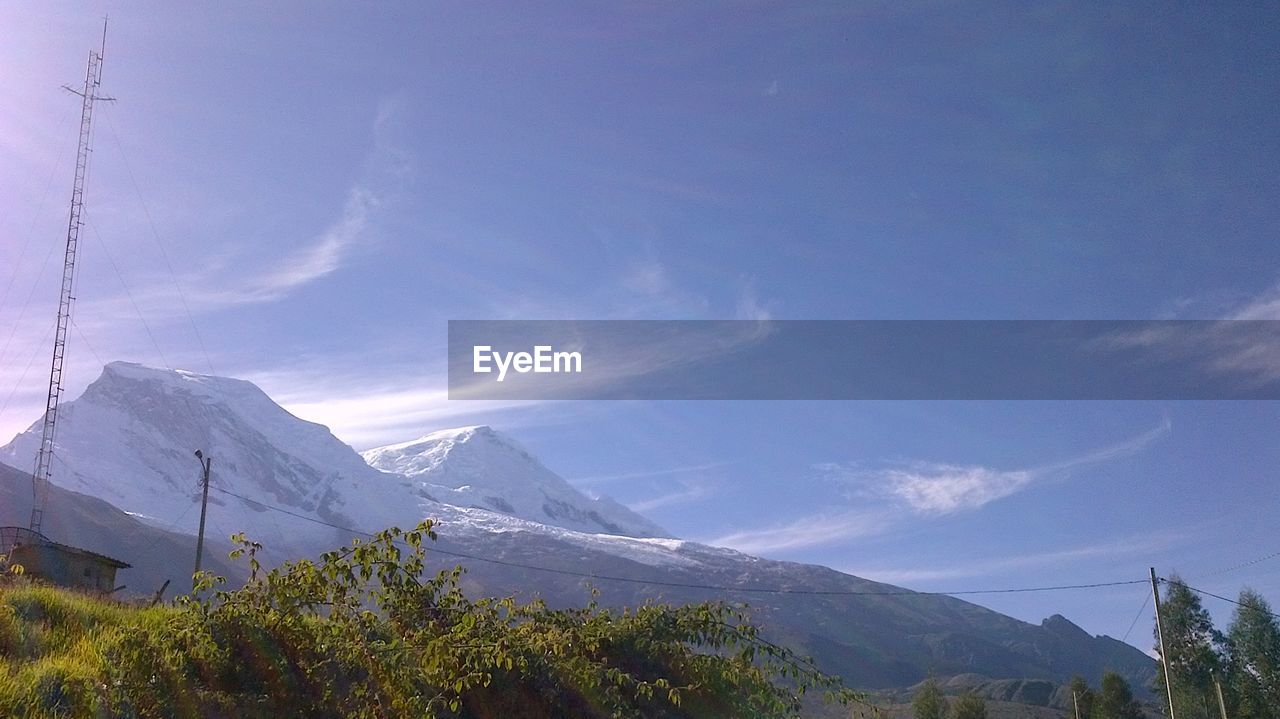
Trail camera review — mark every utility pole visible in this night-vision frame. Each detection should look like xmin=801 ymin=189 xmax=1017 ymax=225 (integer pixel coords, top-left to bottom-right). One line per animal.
xmin=1152 ymin=567 xmax=1178 ymax=719
xmin=193 ymin=450 xmax=212 ymax=586
xmin=1213 ymin=672 xmax=1229 ymax=719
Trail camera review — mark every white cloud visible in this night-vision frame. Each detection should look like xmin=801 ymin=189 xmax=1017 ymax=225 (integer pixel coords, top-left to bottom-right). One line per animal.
xmin=702 ymin=420 xmax=1172 ymax=556
xmin=838 ymin=418 xmax=1172 ymax=516
xmin=1104 ymin=279 xmax=1280 ymax=388
xmin=881 ymin=463 xmax=1034 ymax=515
xmin=65 ymin=97 xmax=407 ymax=326
xmin=233 ymin=186 xmax=378 ymax=303
xmin=1230 ymin=282 xmax=1280 ymax=320
xmin=848 ymin=532 xmax=1187 ymax=586
xmin=628 ymin=481 xmax=716 ymax=513
xmin=734 ymin=276 xmax=774 ymax=321
xmin=707 ymin=509 xmax=896 ymax=554
xmin=1038 ymin=416 xmax=1172 ymax=472
xmin=251 ymin=374 xmax=538 ymax=450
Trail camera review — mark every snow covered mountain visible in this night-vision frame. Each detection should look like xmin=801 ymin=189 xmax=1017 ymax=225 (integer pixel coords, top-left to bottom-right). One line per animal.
xmin=0 ymin=362 xmax=422 ymax=559
xmin=0 ymin=362 xmax=662 ymax=559
xmin=0 ymin=362 xmax=1156 ymax=696
xmin=362 ymin=426 xmax=669 ymax=538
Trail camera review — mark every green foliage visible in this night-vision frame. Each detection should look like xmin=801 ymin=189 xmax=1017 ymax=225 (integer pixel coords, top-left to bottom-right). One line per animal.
xmin=1068 ymin=675 xmax=1094 ymax=719
xmin=1092 ymin=671 xmax=1141 ymax=719
xmin=1154 ymin=576 xmax=1225 ymax=719
xmin=911 ymin=676 xmax=949 ymax=719
xmin=952 ymin=690 xmax=985 ymax=719
xmin=1224 ymin=589 xmax=1280 ymax=719
xmin=0 ymin=522 xmax=865 ymax=718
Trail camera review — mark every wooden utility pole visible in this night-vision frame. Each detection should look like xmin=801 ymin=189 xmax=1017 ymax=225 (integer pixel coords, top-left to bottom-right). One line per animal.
xmin=1151 ymin=567 xmax=1178 ymax=719
xmin=193 ymin=450 xmax=212 ymax=586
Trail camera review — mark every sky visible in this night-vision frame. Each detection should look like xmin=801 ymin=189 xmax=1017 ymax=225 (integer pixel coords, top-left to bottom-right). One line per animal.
xmin=2 ymin=2 xmax=1279 ymax=652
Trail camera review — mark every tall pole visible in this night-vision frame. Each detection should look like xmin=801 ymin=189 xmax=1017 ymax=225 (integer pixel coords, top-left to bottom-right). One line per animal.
xmin=30 ymin=20 xmax=113 ymax=535
xmin=1213 ymin=673 xmax=1229 ymax=719
xmin=1152 ymin=567 xmax=1178 ymax=719
xmin=1072 ymin=690 xmax=1081 ymax=719
xmin=193 ymin=451 xmax=212 ymax=585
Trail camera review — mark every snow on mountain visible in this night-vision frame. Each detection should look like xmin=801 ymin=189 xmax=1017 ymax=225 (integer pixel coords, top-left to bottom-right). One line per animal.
xmin=0 ymin=363 xmax=666 ymax=560
xmin=0 ymin=362 xmax=422 ymax=556
xmin=362 ymin=426 xmax=670 ymax=539
xmin=0 ymin=362 xmax=1158 ymax=694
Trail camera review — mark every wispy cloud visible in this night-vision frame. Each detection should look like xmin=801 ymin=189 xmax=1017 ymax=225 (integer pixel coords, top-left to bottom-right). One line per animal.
xmin=569 ymin=461 xmax=732 ymax=486
xmin=848 ymin=531 xmax=1188 ymax=585
xmin=1108 ymin=280 xmax=1280 ymax=389
xmin=708 ymin=509 xmax=896 ymax=554
xmin=847 ymin=418 xmax=1172 ymax=516
xmin=248 ymin=369 xmax=540 ymax=450
xmin=1038 ymin=417 xmax=1172 ymax=472
xmin=1230 ymin=282 xmax=1280 ymax=320
xmin=735 ymin=276 xmax=774 ymax=321
xmin=880 ymin=463 xmax=1034 ymax=515
xmin=64 ymin=96 xmax=409 ymax=328
xmin=229 ymin=187 xmax=379 ymax=304
xmin=711 ymin=420 xmax=1173 ymax=556
xmin=628 ymin=480 xmax=716 ymax=513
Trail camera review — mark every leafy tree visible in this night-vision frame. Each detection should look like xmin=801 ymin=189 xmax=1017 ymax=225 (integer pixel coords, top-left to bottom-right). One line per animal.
xmin=912 ymin=676 xmax=949 ymax=719
xmin=89 ymin=522 xmax=866 ymax=718
xmin=953 ymin=690 xmax=986 ymax=719
xmin=1093 ymin=671 xmax=1142 ymax=719
xmin=1068 ymin=675 xmax=1095 ymax=719
xmin=1224 ymin=588 xmax=1280 ymax=719
xmin=1155 ymin=576 xmax=1224 ymax=718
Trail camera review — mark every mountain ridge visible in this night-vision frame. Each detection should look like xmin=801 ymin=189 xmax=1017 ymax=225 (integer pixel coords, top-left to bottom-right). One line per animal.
xmin=0 ymin=362 xmax=1157 ymax=695
xmin=362 ymin=424 xmax=669 ymax=538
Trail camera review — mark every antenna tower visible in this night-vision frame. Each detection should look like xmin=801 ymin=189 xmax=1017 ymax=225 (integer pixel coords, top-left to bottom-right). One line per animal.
xmin=30 ymin=19 xmax=113 ymax=534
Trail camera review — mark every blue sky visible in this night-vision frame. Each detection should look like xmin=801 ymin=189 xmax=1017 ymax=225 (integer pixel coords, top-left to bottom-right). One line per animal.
xmin=2 ymin=2 xmax=1279 ymax=649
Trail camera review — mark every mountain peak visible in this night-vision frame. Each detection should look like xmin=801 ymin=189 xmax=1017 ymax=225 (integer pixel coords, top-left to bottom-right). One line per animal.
xmin=2 ymin=361 xmax=414 ymax=545
xmin=95 ymin=361 xmax=267 ymax=404
xmin=101 ymin=360 xmax=217 ymax=384
xmin=1041 ymin=614 xmax=1092 ymax=640
xmin=363 ymin=426 xmax=670 ymax=539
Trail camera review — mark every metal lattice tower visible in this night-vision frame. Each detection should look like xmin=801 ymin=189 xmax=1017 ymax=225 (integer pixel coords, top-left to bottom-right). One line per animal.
xmin=30 ymin=22 xmax=112 ymax=535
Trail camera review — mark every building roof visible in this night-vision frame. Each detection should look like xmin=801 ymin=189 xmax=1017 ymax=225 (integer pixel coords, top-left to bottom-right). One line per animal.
xmin=0 ymin=526 xmax=131 ymax=569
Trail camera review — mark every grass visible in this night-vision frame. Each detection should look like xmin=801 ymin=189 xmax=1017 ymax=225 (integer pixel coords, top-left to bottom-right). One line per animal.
xmin=0 ymin=582 xmax=159 ymax=717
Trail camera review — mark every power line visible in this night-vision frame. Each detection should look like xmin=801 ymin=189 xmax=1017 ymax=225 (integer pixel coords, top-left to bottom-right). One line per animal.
xmin=81 ymin=213 xmax=170 ymax=369
xmin=100 ymin=107 xmax=217 ymax=376
xmin=1120 ymin=591 xmax=1152 ymax=646
xmin=0 ymin=318 xmax=57 ymax=420
xmin=0 ymin=240 xmax=58 ymax=372
xmin=1180 ymin=583 xmax=1280 ymax=621
xmin=207 ymin=484 xmax=1146 ymax=598
xmin=1199 ymin=549 xmax=1280 ymax=580
xmin=70 ymin=317 xmax=105 ymax=368
xmin=0 ymin=111 xmax=76 ymax=324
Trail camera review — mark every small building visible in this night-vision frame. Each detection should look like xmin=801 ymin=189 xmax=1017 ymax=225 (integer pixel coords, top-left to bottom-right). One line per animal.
xmin=0 ymin=526 xmax=130 ymax=593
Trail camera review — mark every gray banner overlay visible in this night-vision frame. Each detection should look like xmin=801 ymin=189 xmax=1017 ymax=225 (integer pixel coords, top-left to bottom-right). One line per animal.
xmin=448 ymin=320 xmax=1280 ymax=400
